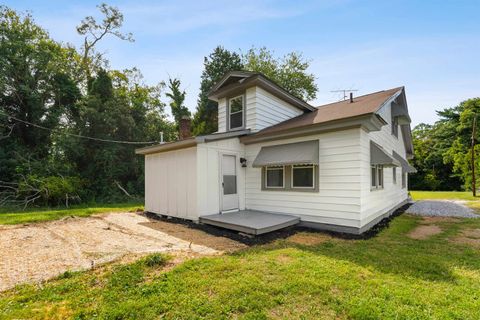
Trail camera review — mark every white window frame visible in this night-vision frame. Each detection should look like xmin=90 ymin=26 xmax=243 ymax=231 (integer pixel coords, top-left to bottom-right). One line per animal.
xmin=291 ymin=165 xmax=315 ymax=189
xmin=228 ymin=95 xmax=244 ymax=130
xmin=402 ymin=171 xmax=407 ymax=189
xmin=265 ymin=166 xmax=285 ymax=189
xmin=371 ymin=165 xmax=384 ymax=190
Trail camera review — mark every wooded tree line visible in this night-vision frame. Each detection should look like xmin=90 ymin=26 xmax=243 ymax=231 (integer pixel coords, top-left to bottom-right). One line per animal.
xmin=0 ymin=4 xmax=318 ymax=207
xmin=410 ymin=98 xmax=480 ymax=191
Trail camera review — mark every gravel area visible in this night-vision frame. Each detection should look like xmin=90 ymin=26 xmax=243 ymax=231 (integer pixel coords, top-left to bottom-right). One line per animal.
xmin=0 ymin=212 xmax=244 ymax=292
xmin=406 ymin=200 xmax=479 ymax=218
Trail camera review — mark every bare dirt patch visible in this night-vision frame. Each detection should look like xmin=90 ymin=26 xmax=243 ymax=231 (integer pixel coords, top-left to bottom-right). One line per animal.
xmin=0 ymin=212 xmax=244 ymax=291
xmin=419 ymin=216 xmax=461 ymax=224
xmin=451 ymin=228 xmax=480 ymax=248
xmin=408 ymin=225 xmax=442 ymax=240
xmin=287 ymin=232 xmax=332 ymax=245
xmin=138 ymin=220 xmax=247 ymax=252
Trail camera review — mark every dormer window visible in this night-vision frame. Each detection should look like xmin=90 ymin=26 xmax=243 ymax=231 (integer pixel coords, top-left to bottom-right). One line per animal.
xmin=391 ymin=116 xmax=398 ymax=137
xmin=228 ymin=95 xmax=244 ymax=130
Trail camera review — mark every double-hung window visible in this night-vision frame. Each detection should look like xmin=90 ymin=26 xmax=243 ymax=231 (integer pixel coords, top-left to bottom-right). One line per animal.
xmin=371 ymin=165 xmax=384 ymax=190
xmin=229 ymin=95 xmax=244 ymax=130
xmin=265 ymin=166 xmax=284 ymax=188
xmin=292 ymin=165 xmax=315 ymax=189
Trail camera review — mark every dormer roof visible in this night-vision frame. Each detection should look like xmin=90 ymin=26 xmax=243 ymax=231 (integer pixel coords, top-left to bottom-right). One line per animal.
xmin=207 ymin=71 xmax=316 ymax=112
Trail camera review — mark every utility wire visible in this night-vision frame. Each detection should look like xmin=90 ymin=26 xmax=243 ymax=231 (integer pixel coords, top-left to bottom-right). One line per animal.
xmin=0 ymin=111 xmax=158 ymax=145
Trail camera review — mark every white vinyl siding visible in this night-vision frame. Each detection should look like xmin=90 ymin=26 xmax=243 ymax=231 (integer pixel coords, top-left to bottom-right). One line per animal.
xmin=360 ymin=100 xmax=409 ymax=227
xmin=245 ymin=128 xmax=363 ymax=228
xmin=217 ymin=86 xmax=302 ymax=133
xmin=246 ymin=87 xmax=303 ymax=132
xmin=217 ymin=98 xmax=227 ymax=132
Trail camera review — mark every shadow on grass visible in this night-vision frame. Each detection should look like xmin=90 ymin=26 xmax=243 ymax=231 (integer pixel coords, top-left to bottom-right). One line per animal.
xmin=143 ymin=208 xmax=480 ymax=284
xmin=265 ymin=216 xmax=480 ymax=284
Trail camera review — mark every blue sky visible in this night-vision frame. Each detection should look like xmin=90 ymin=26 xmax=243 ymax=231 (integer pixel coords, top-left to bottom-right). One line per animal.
xmin=8 ymin=0 xmax=480 ymax=125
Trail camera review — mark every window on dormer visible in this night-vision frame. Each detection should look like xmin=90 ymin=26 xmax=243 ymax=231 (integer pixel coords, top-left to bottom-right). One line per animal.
xmin=229 ymin=95 xmax=244 ymax=130
xmin=392 ymin=116 xmax=399 ymax=137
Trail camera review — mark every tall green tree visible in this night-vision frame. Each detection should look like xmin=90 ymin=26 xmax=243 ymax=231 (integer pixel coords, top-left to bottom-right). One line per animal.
xmin=166 ymin=77 xmax=190 ymax=130
xmin=444 ymin=98 xmax=480 ymax=191
xmin=243 ymin=47 xmax=318 ymax=101
xmin=60 ymin=69 xmax=174 ymax=200
xmin=0 ymin=6 xmax=81 ymax=180
xmin=410 ymin=122 xmax=461 ymax=190
xmin=192 ymin=46 xmax=244 ymax=135
xmin=111 ymin=68 xmax=175 ymax=143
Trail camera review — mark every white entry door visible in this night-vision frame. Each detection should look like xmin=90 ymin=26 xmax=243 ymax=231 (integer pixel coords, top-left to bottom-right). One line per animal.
xmin=221 ymin=154 xmax=239 ymax=212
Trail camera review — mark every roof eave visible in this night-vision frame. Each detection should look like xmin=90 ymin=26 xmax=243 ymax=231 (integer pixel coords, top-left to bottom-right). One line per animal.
xmin=207 ymin=71 xmax=256 ymax=95
xmin=135 ymin=129 xmax=252 ymax=155
xmin=135 ymin=138 xmax=197 ymax=155
xmin=241 ymin=113 xmax=385 ymax=145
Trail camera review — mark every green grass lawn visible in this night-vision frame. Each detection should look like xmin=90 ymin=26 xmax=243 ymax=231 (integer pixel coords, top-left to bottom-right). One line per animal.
xmin=0 ymin=202 xmax=144 ymax=225
xmin=1 ymin=214 xmax=479 ymax=319
xmin=410 ymin=190 xmax=480 ymax=201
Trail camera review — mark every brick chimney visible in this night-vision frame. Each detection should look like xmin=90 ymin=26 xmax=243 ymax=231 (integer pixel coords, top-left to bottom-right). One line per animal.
xmin=179 ymin=115 xmax=192 ymax=140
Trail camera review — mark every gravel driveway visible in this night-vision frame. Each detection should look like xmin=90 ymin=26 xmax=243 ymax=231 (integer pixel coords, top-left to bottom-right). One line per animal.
xmin=0 ymin=212 xmax=243 ymax=292
xmin=406 ymin=200 xmax=479 ymax=218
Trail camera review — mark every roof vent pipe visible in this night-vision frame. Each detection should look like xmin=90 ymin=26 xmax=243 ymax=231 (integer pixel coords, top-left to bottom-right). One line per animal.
xmin=349 ymin=92 xmax=354 ymax=103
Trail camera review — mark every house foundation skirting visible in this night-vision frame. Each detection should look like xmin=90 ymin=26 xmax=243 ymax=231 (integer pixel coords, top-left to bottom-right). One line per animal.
xmin=298 ymin=199 xmax=409 ymax=235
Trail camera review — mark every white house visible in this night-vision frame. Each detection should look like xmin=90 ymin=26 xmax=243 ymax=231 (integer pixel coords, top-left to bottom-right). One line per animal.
xmin=136 ymin=71 xmax=416 ymax=235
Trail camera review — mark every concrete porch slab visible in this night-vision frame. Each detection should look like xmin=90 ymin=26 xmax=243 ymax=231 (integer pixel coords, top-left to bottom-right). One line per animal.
xmin=199 ymin=210 xmax=300 ymax=235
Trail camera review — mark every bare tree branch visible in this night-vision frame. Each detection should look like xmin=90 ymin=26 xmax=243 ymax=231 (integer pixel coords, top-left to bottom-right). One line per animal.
xmin=114 ymin=180 xmax=133 ymax=198
xmin=76 ymin=3 xmax=134 ymax=79
xmin=0 ymin=123 xmax=15 ymax=140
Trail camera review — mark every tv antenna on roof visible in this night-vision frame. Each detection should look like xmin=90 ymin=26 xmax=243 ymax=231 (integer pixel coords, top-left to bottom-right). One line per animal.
xmin=331 ymin=89 xmax=358 ymax=101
